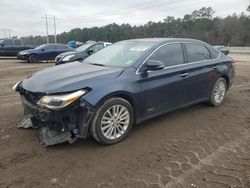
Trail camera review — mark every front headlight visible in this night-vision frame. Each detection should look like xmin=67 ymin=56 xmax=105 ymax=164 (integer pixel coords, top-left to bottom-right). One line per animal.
xmin=62 ymin=54 xmax=75 ymax=62
xmin=19 ymin=51 xmax=28 ymax=55
xmin=37 ymin=90 xmax=87 ymax=110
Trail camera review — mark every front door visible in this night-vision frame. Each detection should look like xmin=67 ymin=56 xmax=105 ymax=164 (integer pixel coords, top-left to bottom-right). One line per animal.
xmin=139 ymin=43 xmax=189 ymax=116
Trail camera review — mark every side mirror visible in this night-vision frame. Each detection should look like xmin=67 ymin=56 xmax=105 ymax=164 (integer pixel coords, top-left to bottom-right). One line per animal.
xmin=145 ymin=60 xmax=165 ymax=71
xmin=221 ymin=50 xmax=229 ymax=55
xmin=0 ymin=44 xmax=4 ymax=47
xmin=87 ymin=49 xmax=94 ymax=55
xmin=41 ymin=48 xmax=45 ymax=52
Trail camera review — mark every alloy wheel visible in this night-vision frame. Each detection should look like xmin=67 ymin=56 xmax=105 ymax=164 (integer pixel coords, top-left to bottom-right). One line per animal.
xmin=214 ymin=80 xmax=226 ymax=104
xmin=100 ymin=105 xmax=130 ymax=140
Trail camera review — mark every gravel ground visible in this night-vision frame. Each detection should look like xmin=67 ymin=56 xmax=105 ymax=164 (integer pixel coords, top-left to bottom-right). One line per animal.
xmin=0 ymin=54 xmax=250 ymax=188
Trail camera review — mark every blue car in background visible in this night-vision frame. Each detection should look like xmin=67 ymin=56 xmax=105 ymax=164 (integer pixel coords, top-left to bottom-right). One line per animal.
xmin=17 ymin=43 xmax=72 ymax=63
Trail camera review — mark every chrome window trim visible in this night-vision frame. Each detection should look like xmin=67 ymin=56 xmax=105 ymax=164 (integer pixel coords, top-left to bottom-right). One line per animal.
xmin=136 ymin=41 xmax=221 ymax=75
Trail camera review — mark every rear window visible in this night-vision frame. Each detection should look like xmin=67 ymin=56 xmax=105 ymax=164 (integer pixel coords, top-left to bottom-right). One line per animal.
xmin=59 ymin=45 xmax=69 ymax=50
xmin=185 ymin=43 xmax=210 ymax=62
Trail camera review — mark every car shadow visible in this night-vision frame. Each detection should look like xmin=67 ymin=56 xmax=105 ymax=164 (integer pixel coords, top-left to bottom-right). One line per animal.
xmin=19 ymin=60 xmax=54 ymax=64
xmin=46 ymin=102 xmax=209 ymax=150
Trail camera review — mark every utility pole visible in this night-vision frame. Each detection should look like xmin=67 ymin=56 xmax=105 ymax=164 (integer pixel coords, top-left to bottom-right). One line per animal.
xmin=42 ymin=15 xmax=58 ymax=44
xmin=8 ymin=29 xmax=11 ymax=38
xmin=3 ymin=29 xmax=6 ymax=38
xmin=1 ymin=29 xmax=12 ymax=39
xmin=53 ymin=16 xmax=57 ymax=43
xmin=45 ymin=14 xmax=49 ymax=43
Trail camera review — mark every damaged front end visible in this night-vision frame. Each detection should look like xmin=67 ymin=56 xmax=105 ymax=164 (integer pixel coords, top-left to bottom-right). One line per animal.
xmin=14 ymin=82 xmax=94 ymax=146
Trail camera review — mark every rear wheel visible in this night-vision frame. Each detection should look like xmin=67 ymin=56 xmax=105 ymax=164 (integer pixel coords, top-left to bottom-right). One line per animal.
xmin=209 ymin=77 xmax=227 ymax=106
xmin=28 ymin=54 xmax=39 ymax=63
xmin=90 ymin=98 xmax=134 ymax=145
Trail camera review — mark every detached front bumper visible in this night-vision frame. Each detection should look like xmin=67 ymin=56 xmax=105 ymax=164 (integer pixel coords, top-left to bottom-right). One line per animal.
xmin=18 ymin=93 xmax=94 ymax=146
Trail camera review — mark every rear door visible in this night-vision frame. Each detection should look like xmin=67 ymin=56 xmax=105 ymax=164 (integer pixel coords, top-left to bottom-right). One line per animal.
xmin=182 ymin=42 xmax=220 ymax=103
xmin=39 ymin=44 xmax=56 ymax=60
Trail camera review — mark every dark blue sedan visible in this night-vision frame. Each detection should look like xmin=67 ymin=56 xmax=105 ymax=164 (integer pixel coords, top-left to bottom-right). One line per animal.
xmin=13 ymin=38 xmax=235 ymax=146
xmin=17 ymin=43 xmax=72 ymax=63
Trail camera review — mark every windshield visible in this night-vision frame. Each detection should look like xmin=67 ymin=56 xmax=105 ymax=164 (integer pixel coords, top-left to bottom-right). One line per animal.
xmin=75 ymin=43 xmax=94 ymax=52
xmin=35 ymin=44 xmax=46 ymax=49
xmin=84 ymin=41 xmax=155 ymax=68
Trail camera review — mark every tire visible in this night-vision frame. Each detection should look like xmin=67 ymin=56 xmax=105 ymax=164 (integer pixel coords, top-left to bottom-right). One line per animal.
xmin=28 ymin=54 xmax=39 ymax=63
xmin=209 ymin=77 xmax=227 ymax=106
xmin=90 ymin=98 xmax=134 ymax=145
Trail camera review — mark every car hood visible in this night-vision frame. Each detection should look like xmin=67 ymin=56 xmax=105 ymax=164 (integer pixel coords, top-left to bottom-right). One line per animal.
xmin=57 ymin=51 xmax=77 ymax=58
xmin=19 ymin=49 xmax=36 ymax=54
xmin=21 ymin=62 xmax=123 ymax=94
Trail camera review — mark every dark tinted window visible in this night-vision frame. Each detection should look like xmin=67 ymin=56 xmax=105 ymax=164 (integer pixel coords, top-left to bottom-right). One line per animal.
xmin=3 ymin=39 xmax=12 ymax=45
xmin=185 ymin=43 xmax=210 ymax=62
xmin=148 ymin=43 xmax=184 ymax=67
xmin=45 ymin=45 xmax=57 ymax=50
xmin=208 ymin=46 xmax=220 ymax=59
xmin=14 ymin=40 xmax=22 ymax=45
xmin=59 ymin=45 xmax=69 ymax=50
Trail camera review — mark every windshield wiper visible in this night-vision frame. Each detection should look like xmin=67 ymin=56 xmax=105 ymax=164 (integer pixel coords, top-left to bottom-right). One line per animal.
xmin=90 ymin=63 xmax=106 ymax=67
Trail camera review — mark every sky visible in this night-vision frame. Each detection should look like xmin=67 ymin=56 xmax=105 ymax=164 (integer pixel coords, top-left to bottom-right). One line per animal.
xmin=0 ymin=0 xmax=249 ymax=38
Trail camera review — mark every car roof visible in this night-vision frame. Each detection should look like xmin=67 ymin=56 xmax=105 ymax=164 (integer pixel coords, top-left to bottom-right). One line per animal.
xmin=124 ymin=38 xmax=205 ymax=44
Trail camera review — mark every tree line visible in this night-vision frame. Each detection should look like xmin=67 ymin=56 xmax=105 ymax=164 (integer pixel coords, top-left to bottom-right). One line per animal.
xmin=22 ymin=6 xmax=250 ymax=46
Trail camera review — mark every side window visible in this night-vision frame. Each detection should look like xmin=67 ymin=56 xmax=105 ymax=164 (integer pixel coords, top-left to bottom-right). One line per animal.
xmin=4 ymin=39 xmax=13 ymax=46
xmin=45 ymin=45 xmax=56 ymax=50
xmin=208 ymin=46 xmax=220 ymax=59
xmin=60 ymin=45 xmax=69 ymax=50
xmin=14 ymin=40 xmax=22 ymax=46
xmin=148 ymin=43 xmax=184 ymax=67
xmin=185 ymin=43 xmax=210 ymax=62
xmin=91 ymin=44 xmax=104 ymax=53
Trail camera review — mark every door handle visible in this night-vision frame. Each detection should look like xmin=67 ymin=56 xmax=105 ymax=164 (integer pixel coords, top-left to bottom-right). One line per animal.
xmin=212 ymin=66 xmax=220 ymax=70
xmin=180 ymin=73 xmax=189 ymax=78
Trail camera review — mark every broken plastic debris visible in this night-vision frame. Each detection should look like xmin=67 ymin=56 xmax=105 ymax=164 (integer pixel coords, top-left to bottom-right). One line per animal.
xmin=50 ymin=178 xmax=58 ymax=184
xmin=1 ymin=135 xmax=10 ymax=139
xmin=17 ymin=116 xmax=33 ymax=129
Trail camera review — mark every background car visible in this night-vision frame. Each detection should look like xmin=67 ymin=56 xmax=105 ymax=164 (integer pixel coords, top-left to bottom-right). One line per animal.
xmin=14 ymin=38 xmax=235 ymax=146
xmin=17 ymin=43 xmax=72 ymax=63
xmin=55 ymin=41 xmax=111 ymax=65
xmin=214 ymin=45 xmax=229 ymax=55
xmin=0 ymin=38 xmax=37 ymax=56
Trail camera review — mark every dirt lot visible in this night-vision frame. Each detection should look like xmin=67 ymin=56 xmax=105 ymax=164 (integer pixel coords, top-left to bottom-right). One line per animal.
xmin=0 ymin=54 xmax=250 ymax=188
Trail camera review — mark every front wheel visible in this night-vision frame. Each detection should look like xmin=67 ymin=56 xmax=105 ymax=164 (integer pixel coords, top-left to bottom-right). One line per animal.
xmin=28 ymin=54 xmax=39 ymax=63
xmin=209 ymin=77 xmax=227 ymax=106
xmin=90 ymin=98 xmax=134 ymax=145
